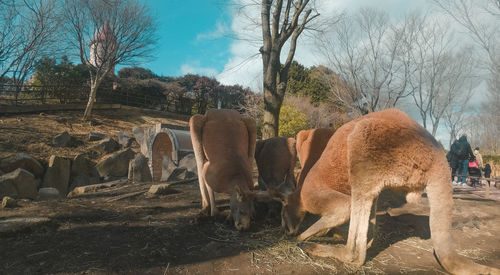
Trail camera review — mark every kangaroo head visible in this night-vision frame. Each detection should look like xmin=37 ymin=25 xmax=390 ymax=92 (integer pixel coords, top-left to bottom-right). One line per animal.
xmin=230 ymin=184 xmax=255 ymax=231
xmin=268 ymin=187 xmax=304 ymax=235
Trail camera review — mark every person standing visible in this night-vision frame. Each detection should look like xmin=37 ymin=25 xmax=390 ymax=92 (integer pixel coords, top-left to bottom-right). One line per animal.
xmin=473 ymin=147 xmax=484 ymax=169
xmin=455 ymin=134 xmax=474 ymax=186
xmin=447 ymin=139 xmax=459 ymax=183
xmin=446 ymin=139 xmax=460 ymax=183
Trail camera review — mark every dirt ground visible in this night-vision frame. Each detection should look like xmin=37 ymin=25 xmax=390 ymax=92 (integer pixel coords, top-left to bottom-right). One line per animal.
xmin=1 ymin=109 xmax=499 ymax=274
xmin=0 ymin=107 xmax=189 ymax=162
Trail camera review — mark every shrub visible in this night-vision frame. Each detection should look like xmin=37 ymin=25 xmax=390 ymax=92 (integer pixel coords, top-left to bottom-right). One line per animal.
xmin=279 ymin=104 xmax=309 ymax=138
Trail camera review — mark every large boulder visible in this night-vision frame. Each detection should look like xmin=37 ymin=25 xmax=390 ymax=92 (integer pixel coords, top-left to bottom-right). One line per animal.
xmin=166 ymin=154 xmax=198 ymax=182
xmin=52 ymin=131 xmax=71 ymax=147
xmin=38 ymin=187 xmax=60 ymax=201
xmin=118 ymin=131 xmax=135 ymax=148
xmin=128 ymin=153 xmax=152 ymax=182
xmin=0 ymin=168 xmax=38 ymax=200
xmin=0 ymin=153 xmax=44 ymax=178
xmin=69 ymin=154 xmax=99 ymax=191
xmin=132 ymin=126 xmax=155 ymax=158
xmin=91 ymin=138 xmax=120 ymax=154
xmin=96 ymin=148 xmax=136 ymax=178
xmin=161 ymin=156 xmax=176 ymax=182
xmin=42 ymin=156 xmax=71 ymax=196
xmin=178 ymin=153 xmax=197 ymax=178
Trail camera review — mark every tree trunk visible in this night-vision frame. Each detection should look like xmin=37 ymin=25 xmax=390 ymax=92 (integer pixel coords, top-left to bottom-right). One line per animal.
xmin=262 ymin=91 xmax=281 ymax=139
xmin=261 ymin=53 xmax=284 ymax=139
xmin=83 ymin=77 xmax=103 ymax=121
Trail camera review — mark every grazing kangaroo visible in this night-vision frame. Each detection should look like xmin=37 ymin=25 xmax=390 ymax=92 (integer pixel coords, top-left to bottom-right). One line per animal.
xmin=255 ymin=137 xmax=297 ymax=195
xmin=277 ymin=109 xmax=499 ymax=274
xmin=189 ymin=109 xmax=257 ymax=231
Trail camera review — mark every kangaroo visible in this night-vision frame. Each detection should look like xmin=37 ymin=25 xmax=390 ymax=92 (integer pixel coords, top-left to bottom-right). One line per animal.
xmin=277 ymin=109 xmax=499 ymax=274
xmin=255 ymin=137 xmax=297 ymax=195
xmin=295 ymin=128 xmax=335 ymax=189
xmin=189 ymin=109 xmax=257 ymax=231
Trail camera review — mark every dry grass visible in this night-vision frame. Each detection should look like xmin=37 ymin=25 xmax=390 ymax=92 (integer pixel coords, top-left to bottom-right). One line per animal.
xmin=206 ymin=222 xmax=390 ymax=274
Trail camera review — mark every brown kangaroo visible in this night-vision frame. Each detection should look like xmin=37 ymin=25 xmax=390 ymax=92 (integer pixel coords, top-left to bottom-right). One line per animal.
xmin=189 ymin=109 xmax=257 ymax=231
xmin=255 ymin=137 xmax=297 ymax=195
xmin=278 ymin=109 xmax=499 ymax=274
xmin=295 ymin=128 xmax=335 ymax=189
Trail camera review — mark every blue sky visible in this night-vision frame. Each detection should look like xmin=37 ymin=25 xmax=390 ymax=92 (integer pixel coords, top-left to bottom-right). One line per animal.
xmin=140 ymin=0 xmax=233 ymax=77
xmin=121 ymin=0 xmax=492 ymax=148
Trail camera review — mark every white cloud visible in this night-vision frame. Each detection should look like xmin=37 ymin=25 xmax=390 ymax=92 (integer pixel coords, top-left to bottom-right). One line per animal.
xmin=219 ymin=0 xmax=493 ymax=148
xmin=196 ymin=21 xmax=230 ymax=41
xmin=217 ymin=0 xmax=432 ymax=92
xmin=180 ymin=63 xmax=219 ymax=77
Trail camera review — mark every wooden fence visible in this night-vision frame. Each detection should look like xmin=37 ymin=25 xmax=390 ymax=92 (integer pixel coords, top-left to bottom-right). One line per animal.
xmin=0 ymin=84 xmax=195 ymax=115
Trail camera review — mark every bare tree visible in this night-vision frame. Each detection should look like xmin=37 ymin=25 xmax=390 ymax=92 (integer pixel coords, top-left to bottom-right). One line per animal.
xmin=433 ymin=0 xmax=499 ymax=72
xmin=0 ymin=0 xmax=59 ymax=96
xmin=260 ymin=0 xmax=320 ymax=138
xmin=433 ymin=0 xmax=500 ymax=152
xmin=63 ymin=0 xmax=156 ymax=120
xmin=428 ymin=48 xmax=479 ymax=136
xmin=443 ymin=88 xmax=474 ymax=147
xmin=318 ymin=8 xmax=414 ymax=115
xmin=410 ymin=17 xmax=454 ymax=134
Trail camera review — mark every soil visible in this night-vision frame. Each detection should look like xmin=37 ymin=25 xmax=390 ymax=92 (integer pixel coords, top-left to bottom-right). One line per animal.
xmin=1 ymin=109 xmax=499 ymax=274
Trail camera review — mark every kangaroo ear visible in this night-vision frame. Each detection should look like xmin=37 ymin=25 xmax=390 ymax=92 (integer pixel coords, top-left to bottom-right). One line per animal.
xmin=276 ymin=174 xmax=295 ymax=196
xmin=235 ymin=185 xmax=244 ymax=202
xmin=268 ymin=187 xmax=288 ymax=205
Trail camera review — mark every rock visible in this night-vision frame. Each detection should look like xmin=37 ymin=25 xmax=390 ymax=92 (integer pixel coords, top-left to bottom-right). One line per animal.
xmin=0 ymin=153 xmax=44 ymax=178
xmin=42 ymin=156 xmax=71 ymax=196
xmin=96 ymin=148 xmax=136 ymax=178
xmin=167 ymin=167 xmax=188 ymax=181
xmin=148 ymin=184 xmax=176 ymax=195
xmin=37 ymin=187 xmax=60 ymax=200
xmin=160 ymin=156 xmax=176 ymax=182
xmin=128 ymin=153 xmax=152 ymax=182
xmin=1 ymin=196 xmax=17 ymax=208
xmin=133 ymin=126 xmax=155 ymax=158
xmin=91 ymin=138 xmax=120 ymax=154
xmin=52 ymin=131 xmax=71 ymax=147
xmin=178 ymin=153 xmax=197 ymax=178
xmin=0 ymin=169 xmax=38 ymax=199
xmin=69 ymin=154 xmax=99 ymax=191
xmin=67 ymin=179 xmax=128 ymax=198
xmin=164 ymin=154 xmax=197 ymax=181
xmin=0 ymin=176 xmax=17 ymax=199
xmin=71 ymin=154 xmax=90 ymax=176
xmin=118 ymin=131 xmax=135 ymax=148
xmin=89 ymin=132 xmax=106 ymax=141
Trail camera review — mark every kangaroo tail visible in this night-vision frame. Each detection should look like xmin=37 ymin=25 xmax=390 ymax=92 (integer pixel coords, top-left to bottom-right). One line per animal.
xmin=426 ymin=172 xmax=500 ymax=275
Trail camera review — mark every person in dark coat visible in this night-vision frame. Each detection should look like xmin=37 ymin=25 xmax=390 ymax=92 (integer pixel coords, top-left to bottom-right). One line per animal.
xmin=446 ymin=139 xmax=459 ymax=182
xmin=483 ymin=163 xmax=492 ymax=187
xmin=455 ymin=134 xmax=474 ymax=186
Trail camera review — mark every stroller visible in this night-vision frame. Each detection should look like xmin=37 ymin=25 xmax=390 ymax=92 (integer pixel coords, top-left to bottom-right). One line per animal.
xmin=468 ymin=158 xmax=481 ymax=187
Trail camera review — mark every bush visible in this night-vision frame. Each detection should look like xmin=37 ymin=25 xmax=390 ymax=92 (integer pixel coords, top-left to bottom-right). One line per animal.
xmin=483 ymin=154 xmax=500 ymax=165
xmin=279 ymin=104 xmax=309 ymax=138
